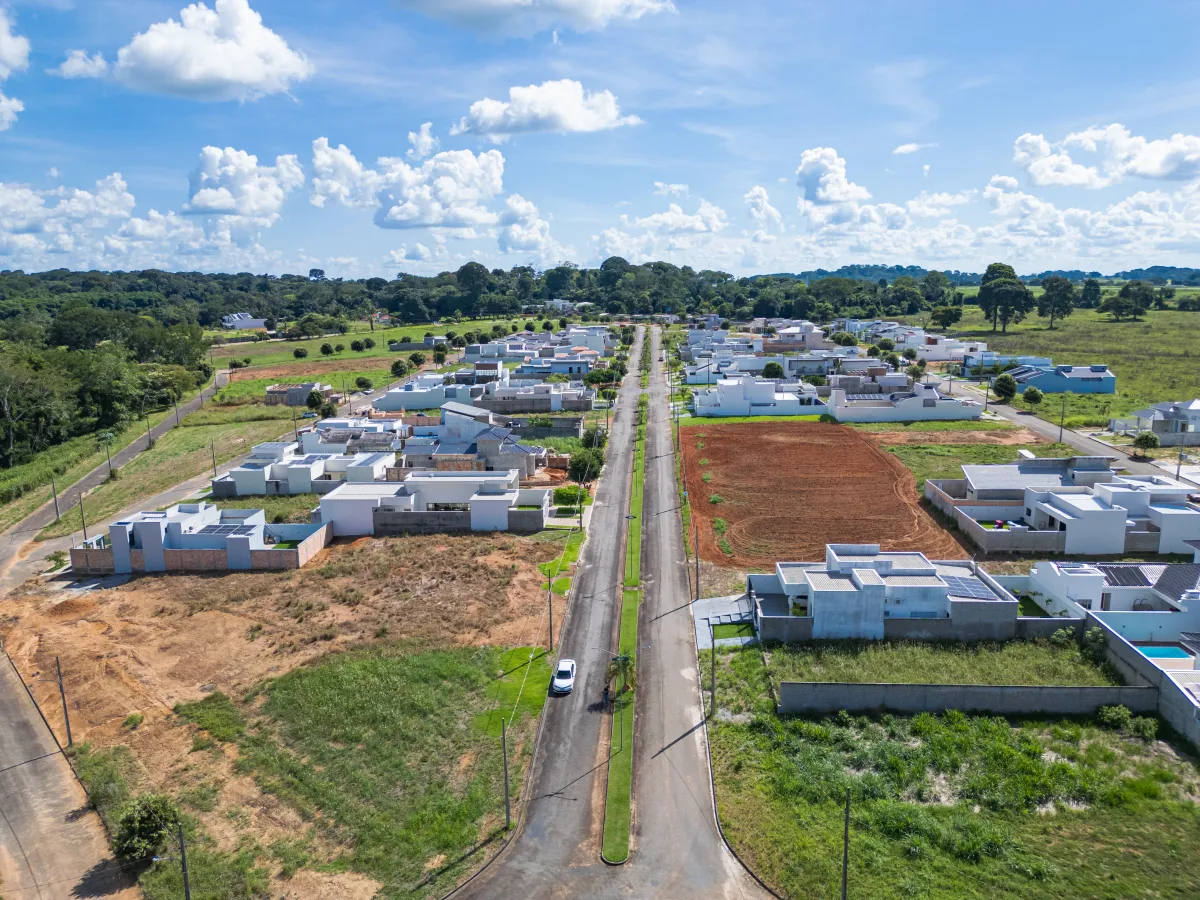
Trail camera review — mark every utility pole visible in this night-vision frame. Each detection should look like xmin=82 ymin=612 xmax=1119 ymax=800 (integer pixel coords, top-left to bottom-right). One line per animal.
xmin=79 ymin=495 xmax=88 ymax=543
xmin=1177 ymin=446 xmax=1185 ymax=481
xmin=55 ymin=657 xmax=72 ymax=748
xmin=694 ymin=529 xmax=700 ymax=605
xmin=173 ymin=396 xmax=181 ymax=427
xmin=50 ymin=476 xmax=60 ymax=522
xmin=211 ymin=441 xmax=218 ymax=478
xmin=1059 ymin=394 xmax=1067 ymax=445
xmin=145 ymin=415 xmax=153 ymax=450
xmin=983 ymin=381 xmax=990 ymax=413
xmin=841 ymin=788 xmax=851 ymax=900
xmin=547 ymin=578 xmax=553 ymax=651
xmin=293 ymin=408 xmax=299 ymax=441
xmin=103 ymin=439 xmax=113 ymax=478
xmin=178 ymin=823 xmax=192 ymax=900
xmin=501 ymin=718 xmax=511 ymax=830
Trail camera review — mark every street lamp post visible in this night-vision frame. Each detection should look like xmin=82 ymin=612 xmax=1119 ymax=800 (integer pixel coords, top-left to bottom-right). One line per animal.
xmin=1058 ymin=394 xmax=1067 ymax=444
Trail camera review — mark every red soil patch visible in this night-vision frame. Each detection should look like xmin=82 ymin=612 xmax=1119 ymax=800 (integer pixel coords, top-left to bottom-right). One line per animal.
xmin=683 ymin=422 xmax=968 ymax=567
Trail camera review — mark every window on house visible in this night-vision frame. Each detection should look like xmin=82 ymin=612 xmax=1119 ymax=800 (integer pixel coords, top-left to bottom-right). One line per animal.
xmin=1100 ymin=593 xmax=1112 ymax=611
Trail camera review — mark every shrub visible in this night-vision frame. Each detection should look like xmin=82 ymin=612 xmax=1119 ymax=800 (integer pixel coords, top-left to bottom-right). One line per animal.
xmin=554 ymin=485 xmax=586 ymax=506
xmin=409 ymin=351 xmax=426 ymax=367
xmin=1097 ymin=704 xmax=1132 ymax=731
xmin=1132 ymin=431 xmax=1160 ymax=454
xmin=762 ymin=362 xmax=784 ymax=379
xmin=293 ymin=348 xmax=308 ymax=359
xmin=305 ymin=390 xmax=324 ymax=410
xmin=363 ymin=337 xmax=375 ymax=349
xmin=355 ymin=376 xmax=372 ymax=390
xmin=1023 ymin=386 xmax=1043 ymax=407
xmin=113 ymin=794 xmax=180 ymax=860
xmin=319 ymin=401 xmax=338 ymax=418
xmin=709 ymin=493 xmax=725 ymax=504
xmin=568 ymin=447 xmax=604 ymax=483
xmin=320 ymin=343 xmax=333 ymax=356
xmin=351 ymin=340 xmax=365 ymax=352
xmin=390 ymin=359 xmax=409 ymax=377
xmin=122 ymin=712 xmax=144 ymax=730
xmin=1049 ymin=627 xmax=1075 ymax=648
xmin=1082 ymin=626 xmax=1107 ymax=664
xmin=334 ymin=343 xmax=344 ymax=353
xmin=992 ymin=373 xmax=1017 ymax=402
xmin=1129 ymin=716 xmax=1159 ymax=742
xmin=582 ymin=425 xmax=607 ymax=449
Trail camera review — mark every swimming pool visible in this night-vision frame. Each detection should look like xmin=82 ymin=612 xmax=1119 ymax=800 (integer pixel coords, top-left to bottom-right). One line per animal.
xmin=1136 ymin=644 xmax=1192 ymax=660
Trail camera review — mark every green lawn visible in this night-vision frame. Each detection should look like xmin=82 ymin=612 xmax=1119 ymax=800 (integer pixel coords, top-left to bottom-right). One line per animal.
xmin=713 ymin=622 xmax=756 ymax=639
xmin=236 ymin=644 xmax=549 ymax=897
xmin=704 ymin=647 xmax=1200 ymax=900
xmin=214 ymin=493 xmax=320 ymax=524
xmin=38 ymin=411 xmax=295 ymax=539
xmin=884 ymin=443 xmax=1073 ymax=492
xmin=214 ymin=365 xmax=393 ymax=405
xmin=934 ymin=306 xmax=1200 ymax=428
xmin=1017 ymin=596 xmax=1050 ymax=617
xmin=848 ymin=419 xmax=1016 ymax=433
xmin=601 ymin=588 xmax=640 ymax=863
xmin=764 ymin=640 xmax=1118 ymax=687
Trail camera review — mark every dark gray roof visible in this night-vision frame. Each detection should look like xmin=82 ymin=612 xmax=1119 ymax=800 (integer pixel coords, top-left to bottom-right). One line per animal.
xmin=1152 ymin=565 xmax=1200 ymax=603
xmin=441 ymin=401 xmax=491 ymax=420
xmin=1093 ymin=563 xmax=1200 ymax=602
xmin=434 ymin=441 xmax=476 ymax=455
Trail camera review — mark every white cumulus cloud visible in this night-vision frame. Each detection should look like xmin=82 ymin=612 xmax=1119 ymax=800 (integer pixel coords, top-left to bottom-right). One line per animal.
xmin=113 ymin=0 xmax=313 ymax=101
xmin=744 ymin=185 xmax=782 ymax=232
xmin=1015 ymin=123 xmax=1200 ymax=188
xmin=653 ymin=181 xmax=689 ymax=196
xmin=310 ymin=137 xmax=506 ymax=230
xmin=388 ymin=243 xmax=434 ymax=264
xmin=451 ymin=79 xmax=640 ymax=141
xmin=498 ymin=193 xmax=562 ymax=258
xmin=51 ymin=50 xmax=108 ymax=79
xmin=183 ymin=145 xmax=303 ymax=224
xmin=0 ymin=9 xmax=30 ymax=132
xmin=407 ymin=122 xmax=439 ymax=160
xmin=627 ymin=199 xmax=727 ymax=235
xmin=391 ymin=0 xmax=674 ymax=34
xmin=907 ymin=190 xmax=976 ymax=218
xmin=796 ymin=147 xmax=871 ymax=225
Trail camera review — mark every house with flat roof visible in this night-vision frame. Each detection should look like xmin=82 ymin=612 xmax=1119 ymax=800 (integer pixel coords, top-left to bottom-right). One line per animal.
xmin=221 ymin=312 xmax=267 ymax=330
xmin=69 ymin=502 xmax=329 ymax=575
xmin=1110 ymin=399 xmax=1200 ymax=447
xmin=746 ymin=543 xmax=1016 ymax=641
xmin=212 ymin=440 xmax=396 ymax=497
xmin=316 ymin=470 xmax=550 ymax=536
xmin=1004 ymin=364 xmax=1116 ymax=394
xmin=692 ymin=374 xmax=827 ymax=417
xmin=265 ymin=382 xmax=335 ymax=406
xmin=762 ymin=321 xmax=832 ymax=352
xmin=371 ymin=372 xmax=483 ymax=411
xmin=961 ymin=352 xmax=1054 ymax=374
xmin=927 ymin=465 xmax=1200 ymax=555
xmin=826 ymin=383 xmax=982 ymax=423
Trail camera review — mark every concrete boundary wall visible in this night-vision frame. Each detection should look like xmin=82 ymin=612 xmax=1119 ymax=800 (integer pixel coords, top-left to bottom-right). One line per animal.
xmin=1016 ymin=617 xmax=1085 ymax=639
xmin=777 ymin=681 xmax=1158 ymax=716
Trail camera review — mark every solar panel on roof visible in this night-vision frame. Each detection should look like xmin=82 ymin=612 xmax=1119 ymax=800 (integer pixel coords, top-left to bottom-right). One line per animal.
xmin=942 ymin=575 xmax=996 ymax=600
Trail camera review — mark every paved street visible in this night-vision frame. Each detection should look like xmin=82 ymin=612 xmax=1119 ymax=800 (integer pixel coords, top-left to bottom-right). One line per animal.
xmin=456 ymin=327 xmax=765 ymax=899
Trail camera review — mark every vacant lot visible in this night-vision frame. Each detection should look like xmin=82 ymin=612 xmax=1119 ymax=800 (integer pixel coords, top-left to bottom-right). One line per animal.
xmin=882 ymin=442 xmax=1074 ymax=492
xmin=765 ymin=639 xmax=1119 ymax=688
xmin=706 ymin=647 xmax=1200 ymax=900
xmin=682 ymin=422 xmax=965 ymax=567
xmin=3 ymin=530 xmax=580 ymax=898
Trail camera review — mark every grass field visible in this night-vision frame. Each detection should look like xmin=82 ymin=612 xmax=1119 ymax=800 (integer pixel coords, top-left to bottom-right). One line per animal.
xmin=764 ymin=639 xmax=1118 ymax=687
xmin=883 ymin=443 xmax=1073 ymax=492
xmin=209 ymin=317 xmax=543 ymax=369
xmin=933 ymin=306 xmax=1200 ymax=428
xmin=214 ymin=365 xmax=394 ymax=405
xmin=705 ymin=647 xmax=1200 ymax=900
xmin=38 ymin=410 xmax=294 ymax=539
xmin=213 ymin=493 xmax=320 ymax=523
xmin=713 ymin=622 xmax=756 ymax=639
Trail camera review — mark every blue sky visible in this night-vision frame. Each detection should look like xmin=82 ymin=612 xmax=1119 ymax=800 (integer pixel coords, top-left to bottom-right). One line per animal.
xmin=2 ymin=0 xmax=1200 ymax=277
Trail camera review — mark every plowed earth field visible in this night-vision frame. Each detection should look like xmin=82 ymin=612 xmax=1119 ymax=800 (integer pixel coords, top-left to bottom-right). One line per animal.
xmin=682 ymin=422 xmax=968 ymax=567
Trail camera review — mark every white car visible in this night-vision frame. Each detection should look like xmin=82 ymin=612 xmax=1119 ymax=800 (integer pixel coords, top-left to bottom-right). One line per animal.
xmin=551 ymin=659 xmax=577 ymax=694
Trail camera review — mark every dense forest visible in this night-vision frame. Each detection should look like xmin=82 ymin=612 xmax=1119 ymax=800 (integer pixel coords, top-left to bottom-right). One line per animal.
xmin=0 ymin=258 xmax=1195 ymax=474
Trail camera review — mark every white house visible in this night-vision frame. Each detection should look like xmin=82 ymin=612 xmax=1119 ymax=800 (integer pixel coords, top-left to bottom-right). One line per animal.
xmin=221 ymin=312 xmax=268 ymax=330
xmin=746 ymin=543 xmax=1011 ymax=639
xmin=372 ymin=373 xmax=483 ymax=411
xmin=1110 ymin=400 xmax=1200 ymax=447
xmin=692 ymin=374 xmax=828 ymax=417
xmin=316 ymin=470 xmax=550 ymax=536
xmin=212 ymin=440 xmax=396 ymax=497
xmin=265 ymin=382 xmax=335 ymax=407
xmin=765 ymin=321 xmax=832 ymax=352
xmin=826 ymin=383 xmax=983 ymax=423
xmin=1024 ymin=560 xmax=1200 ymax=623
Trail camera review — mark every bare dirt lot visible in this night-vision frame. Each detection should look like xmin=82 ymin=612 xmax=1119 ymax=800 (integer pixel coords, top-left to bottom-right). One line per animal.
xmin=683 ymin=422 xmax=968 ymax=568
xmin=864 ymin=426 xmax=1045 ymax=446
xmin=0 ymin=532 xmax=568 ymax=898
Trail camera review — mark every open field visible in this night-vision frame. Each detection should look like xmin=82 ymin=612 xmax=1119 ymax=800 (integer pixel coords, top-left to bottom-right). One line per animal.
xmin=705 ymin=647 xmax=1200 ymax=900
xmin=215 ymin=361 xmax=396 ymax=405
xmin=37 ymin=410 xmax=297 ymax=540
xmin=3 ymin=531 xmax=574 ymax=898
xmin=681 ymin=422 xmax=966 ymax=567
xmin=932 ymin=306 xmax=1200 ymax=428
xmin=209 ymin=317 xmax=544 ymax=369
xmin=764 ymin=639 xmax=1119 ymax=687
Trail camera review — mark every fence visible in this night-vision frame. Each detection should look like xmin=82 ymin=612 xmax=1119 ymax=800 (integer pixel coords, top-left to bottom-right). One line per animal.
xmin=777 ymin=681 xmax=1158 ymax=716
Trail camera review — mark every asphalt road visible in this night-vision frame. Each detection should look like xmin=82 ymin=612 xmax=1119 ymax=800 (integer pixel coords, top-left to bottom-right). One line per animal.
xmin=0 ymin=654 xmax=137 ymax=900
xmin=456 ymin=328 xmax=765 ymax=899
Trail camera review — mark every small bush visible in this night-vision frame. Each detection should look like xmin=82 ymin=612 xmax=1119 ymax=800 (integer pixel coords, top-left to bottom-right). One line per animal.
xmin=113 ymin=794 xmax=180 ymax=860
xmin=1097 ymin=704 xmax=1132 ymax=731
xmin=708 ymin=493 xmax=725 ymax=504
xmin=1049 ymin=627 xmax=1076 ymax=648
xmin=174 ymin=692 xmax=245 ymax=742
xmin=122 ymin=712 xmax=144 ymax=730
xmin=1129 ymin=716 xmax=1159 ymax=742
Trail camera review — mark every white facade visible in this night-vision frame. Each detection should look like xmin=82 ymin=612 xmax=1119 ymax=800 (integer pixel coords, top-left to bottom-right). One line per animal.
xmin=1026 ymin=561 xmax=1200 ymax=624
xmin=217 ymin=440 xmax=396 ymax=497
xmin=692 ymin=374 xmax=827 ymax=417
xmin=827 ymin=384 xmax=982 ymax=423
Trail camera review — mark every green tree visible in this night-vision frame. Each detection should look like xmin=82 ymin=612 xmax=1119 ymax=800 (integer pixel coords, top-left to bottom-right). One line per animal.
xmin=542 ymin=320 xmax=554 ymax=331
xmin=902 ymin=347 xmax=918 ymax=361
xmin=606 ymin=654 xmax=637 ymax=693
xmin=1098 ymin=295 xmax=1134 ymax=321
xmin=113 ymin=794 xmax=179 ymax=860
xmin=320 ymin=343 xmax=333 ymax=356
xmin=390 ymin=359 xmax=409 ymax=378
xmin=355 ymin=376 xmax=373 ymax=390
xmin=876 ymin=338 xmax=895 ymax=352
xmin=1118 ymin=281 xmax=1155 ymax=320
xmin=1038 ymin=276 xmax=1076 ymax=329
xmin=568 ymin=447 xmax=604 ymax=483
xmin=293 ymin=347 xmax=308 ymax=359
xmin=363 ymin=337 xmax=375 ymax=349
xmin=409 ymin=352 xmax=426 ymax=367
xmin=319 ymin=400 xmax=338 ymax=418
xmin=334 ymin=343 xmax=345 ymax=353
xmin=350 ymin=340 xmax=365 ymax=352
xmin=305 ymin=390 xmax=324 ymax=410
xmin=1080 ymin=278 xmax=1102 ymax=308
xmin=977 ymin=263 xmax=1019 ymax=330
xmin=992 ymin=373 xmax=1018 ymax=402
xmin=1023 ymin=386 xmax=1044 ymax=408
xmin=761 ymin=362 xmax=785 ymax=379
xmin=920 ymin=270 xmax=953 ymax=306
xmin=930 ymin=306 xmax=962 ymax=329
xmin=456 ymin=262 xmax=489 ymax=302
xmin=1132 ymin=431 xmax=1160 ymax=455
xmin=582 ymin=425 xmax=607 ymax=449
